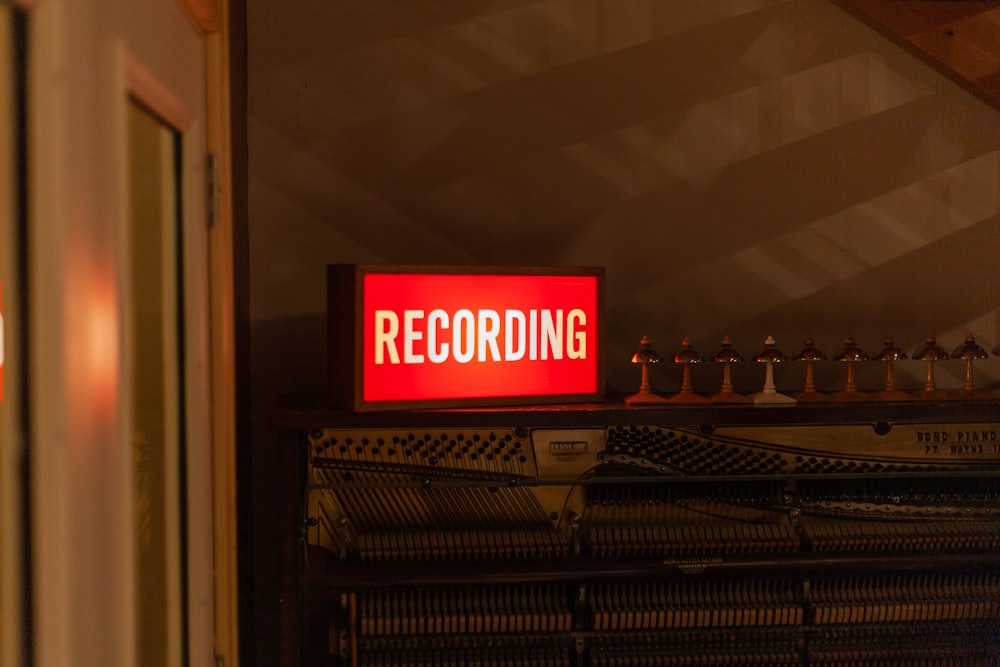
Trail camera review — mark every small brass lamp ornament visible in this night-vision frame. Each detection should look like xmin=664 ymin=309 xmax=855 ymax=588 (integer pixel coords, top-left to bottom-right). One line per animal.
xmin=669 ymin=337 xmax=709 ymax=404
xmin=625 ymin=335 xmax=669 ymax=406
xmin=873 ymin=336 xmax=914 ymax=401
xmin=711 ymin=336 xmax=750 ymax=403
xmin=752 ymin=336 xmax=795 ymax=405
xmin=912 ymin=334 xmax=950 ymax=400
xmin=832 ymin=336 xmax=868 ymax=401
xmin=951 ymin=333 xmax=989 ymax=395
xmin=793 ymin=336 xmax=831 ymax=402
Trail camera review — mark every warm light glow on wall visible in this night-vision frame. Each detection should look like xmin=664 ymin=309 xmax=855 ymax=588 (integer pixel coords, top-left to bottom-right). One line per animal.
xmin=86 ymin=270 xmax=119 ymax=415
xmin=66 ymin=265 xmax=120 ymax=423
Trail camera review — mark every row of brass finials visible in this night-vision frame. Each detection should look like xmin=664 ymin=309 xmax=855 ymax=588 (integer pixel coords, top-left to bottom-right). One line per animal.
xmin=626 ymin=333 xmax=999 ymax=405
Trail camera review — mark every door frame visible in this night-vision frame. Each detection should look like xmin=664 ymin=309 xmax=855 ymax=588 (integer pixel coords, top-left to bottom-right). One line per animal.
xmin=0 ymin=4 xmax=28 ymax=667
xmin=21 ymin=0 xmax=237 ymax=665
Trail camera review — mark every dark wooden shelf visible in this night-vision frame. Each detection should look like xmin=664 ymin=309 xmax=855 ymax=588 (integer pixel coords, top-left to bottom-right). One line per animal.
xmin=273 ymin=393 xmax=1000 ymax=430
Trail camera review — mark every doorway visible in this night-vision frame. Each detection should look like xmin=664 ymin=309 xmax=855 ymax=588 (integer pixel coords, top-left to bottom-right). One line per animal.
xmin=22 ymin=1 xmax=224 ymax=664
xmin=128 ymin=97 xmax=188 ymax=667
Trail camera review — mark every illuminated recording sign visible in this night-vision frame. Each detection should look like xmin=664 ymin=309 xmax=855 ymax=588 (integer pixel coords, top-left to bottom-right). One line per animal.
xmin=328 ymin=265 xmax=604 ymax=411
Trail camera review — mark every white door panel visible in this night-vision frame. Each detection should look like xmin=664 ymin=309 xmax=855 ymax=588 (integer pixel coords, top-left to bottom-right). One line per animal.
xmin=27 ymin=1 xmax=214 ymax=665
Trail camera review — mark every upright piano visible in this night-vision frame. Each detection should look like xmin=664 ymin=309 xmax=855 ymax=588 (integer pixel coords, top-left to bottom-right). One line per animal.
xmin=272 ymin=398 xmax=1000 ymax=666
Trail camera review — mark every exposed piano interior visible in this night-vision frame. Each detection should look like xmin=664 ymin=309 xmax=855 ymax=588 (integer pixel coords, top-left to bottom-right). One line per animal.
xmin=273 ymin=397 xmax=1000 ymax=666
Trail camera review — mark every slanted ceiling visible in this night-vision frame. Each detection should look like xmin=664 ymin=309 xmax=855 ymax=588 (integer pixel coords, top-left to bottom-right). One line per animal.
xmin=837 ymin=0 xmax=1000 ymax=110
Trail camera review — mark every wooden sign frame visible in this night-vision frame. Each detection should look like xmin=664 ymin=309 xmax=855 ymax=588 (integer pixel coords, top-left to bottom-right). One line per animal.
xmin=328 ymin=264 xmax=605 ymax=411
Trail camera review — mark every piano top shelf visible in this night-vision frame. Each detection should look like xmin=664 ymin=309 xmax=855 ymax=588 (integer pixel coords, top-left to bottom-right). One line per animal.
xmin=273 ymin=393 xmax=1000 ymax=430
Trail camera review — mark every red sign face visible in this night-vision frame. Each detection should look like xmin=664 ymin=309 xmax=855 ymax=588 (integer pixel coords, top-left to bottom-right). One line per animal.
xmin=359 ymin=272 xmax=601 ymax=405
